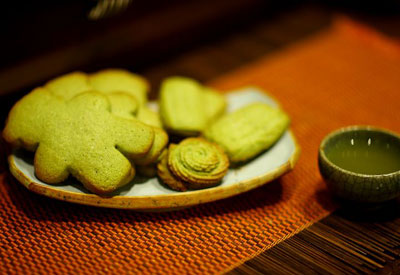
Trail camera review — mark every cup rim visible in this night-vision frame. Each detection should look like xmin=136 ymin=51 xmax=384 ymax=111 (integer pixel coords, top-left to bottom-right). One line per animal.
xmin=319 ymin=125 xmax=400 ymax=178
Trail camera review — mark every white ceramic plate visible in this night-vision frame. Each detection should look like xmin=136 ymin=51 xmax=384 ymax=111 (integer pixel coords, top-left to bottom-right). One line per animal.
xmin=9 ymin=87 xmax=300 ymax=211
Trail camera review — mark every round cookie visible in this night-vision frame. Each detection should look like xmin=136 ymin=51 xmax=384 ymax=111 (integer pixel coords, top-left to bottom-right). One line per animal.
xmin=88 ymin=69 xmax=149 ymax=106
xmin=157 ymin=138 xmax=229 ymax=191
xmin=45 ymin=71 xmax=140 ymax=120
xmin=45 ymin=71 xmax=91 ymax=97
xmin=108 ymin=92 xmax=139 ymax=119
xmin=157 ymin=146 xmax=188 ymax=191
xmin=133 ymin=128 xmax=168 ymax=166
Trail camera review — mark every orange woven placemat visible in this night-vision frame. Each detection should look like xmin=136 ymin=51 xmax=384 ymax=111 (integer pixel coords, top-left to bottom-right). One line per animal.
xmin=1 ymin=18 xmax=400 ymax=274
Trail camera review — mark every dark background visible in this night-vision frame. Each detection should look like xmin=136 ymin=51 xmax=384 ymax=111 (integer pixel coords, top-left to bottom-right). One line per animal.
xmin=1 ymin=1 xmax=399 ymax=98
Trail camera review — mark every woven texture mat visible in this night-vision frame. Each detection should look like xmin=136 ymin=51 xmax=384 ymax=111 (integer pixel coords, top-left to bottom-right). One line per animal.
xmin=1 ymin=18 xmax=400 ymax=274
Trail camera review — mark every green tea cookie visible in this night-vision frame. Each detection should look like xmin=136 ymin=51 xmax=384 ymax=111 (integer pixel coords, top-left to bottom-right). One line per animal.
xmin=203 ymin=87 xmax=226 ymax=122
xmin=160 ymin=77 xmax=207 ymax=136
xmin=168 ymin=138 xmax=229 ymax=186
xmin=204 ymin=103 xmax=290 ymax=162
xmin=137 ymin=107 xmax=162 ymax=128
xmin=137 ymin=147 xmax=167 ymax=177
xmin=133 ymin=127 xmax=168 ymax=165
xmin=45 ymin=71 xmax=91 ymax=97
xmin=3 ymin=88 xmax=155 ymax=195
xmin=45 ymin=71 xmax=140 ymax=119
xmin=107 ymin=92 xmax=139 ymax=119
xmin=157 ymin=138 xmax=229 ymax=191
xmin=157 ymin=147 xmax=188 ymax=191
xmin=159 ymin=77 xmax=226 ymax=136
xmin=134 ymin=105 xmax=167 ymax=166
xmin=89 ymin=69 xmax=149 ymax=106
xmin=43 ymin=70 xmax=166 ymax=171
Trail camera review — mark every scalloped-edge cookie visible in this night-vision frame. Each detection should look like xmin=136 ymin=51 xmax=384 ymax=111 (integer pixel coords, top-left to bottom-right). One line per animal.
xmin=3 ymin=88 xmax=155 ymax=195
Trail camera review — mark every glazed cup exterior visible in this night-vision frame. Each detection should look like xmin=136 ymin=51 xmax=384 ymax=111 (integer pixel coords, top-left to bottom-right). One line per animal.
xmin=318 ymin=126 xmax=400 ymax=203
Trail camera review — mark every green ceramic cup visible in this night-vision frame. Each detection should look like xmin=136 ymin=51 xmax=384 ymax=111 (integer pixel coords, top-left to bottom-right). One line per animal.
xmin=318 ymin=126 xmax=400 ymax=203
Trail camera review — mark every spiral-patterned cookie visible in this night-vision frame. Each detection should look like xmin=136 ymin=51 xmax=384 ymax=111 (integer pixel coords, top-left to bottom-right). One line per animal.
xmin=168 ymin=138 xmax=229 ymax=188
xmin=157 ymin=146 xmax=188 ymax=191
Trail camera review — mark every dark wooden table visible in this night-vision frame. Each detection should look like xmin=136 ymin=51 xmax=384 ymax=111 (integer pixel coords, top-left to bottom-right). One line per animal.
xmin=1 ymin=3 xmax=400 ymax=274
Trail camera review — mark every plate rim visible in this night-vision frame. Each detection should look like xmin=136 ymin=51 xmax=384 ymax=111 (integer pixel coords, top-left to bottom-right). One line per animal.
xmin=8 ymin=131 xmax=300 ymax=210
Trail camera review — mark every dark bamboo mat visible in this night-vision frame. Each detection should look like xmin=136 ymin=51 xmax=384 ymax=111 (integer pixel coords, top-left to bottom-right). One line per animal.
xmin=230 ymin=205 xmax=400 ymax=274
